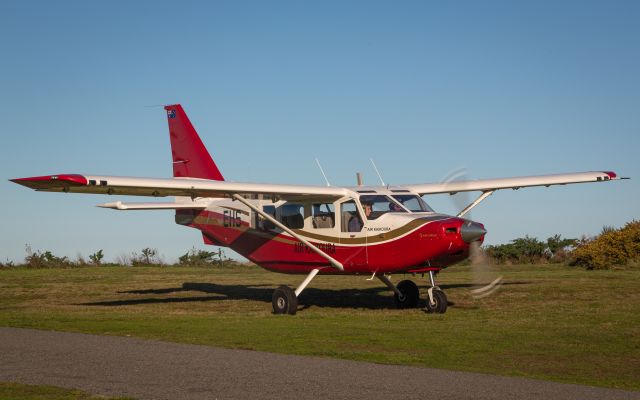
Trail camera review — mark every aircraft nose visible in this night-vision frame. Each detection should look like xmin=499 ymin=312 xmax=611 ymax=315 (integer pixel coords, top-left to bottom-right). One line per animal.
xmin=460 ymin=221 xmax=487 ymax=243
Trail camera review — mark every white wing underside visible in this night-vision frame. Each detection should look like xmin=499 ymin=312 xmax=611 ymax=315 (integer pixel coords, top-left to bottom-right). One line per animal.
xmin=12 ymin=175 xmax=348 ymax=200
xmin=11 ymin=171 xmax=624 ymax=210
xmin=402 ymin=171 xmax=622 ymax=195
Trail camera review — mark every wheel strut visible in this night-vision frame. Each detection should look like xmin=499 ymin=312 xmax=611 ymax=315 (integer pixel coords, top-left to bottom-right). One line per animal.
xmin=295 ymin=268 xmax=320 ymax=297
xmin=427 ymin=270 xmax=438 ymax=305
xmin=378 ymin=275 xmax=404 ymax=301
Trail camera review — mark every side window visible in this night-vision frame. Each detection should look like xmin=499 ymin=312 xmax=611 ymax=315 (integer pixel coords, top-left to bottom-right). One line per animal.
xmin=341 ymin=200 xmax=363 ymax=232
xmin=312 ymin=203 xmax=335 ymax=229
xmin=279 ymin=203 xmax=304 ymax=229
xmin=258 ymin=205 xmax=276 ymax=230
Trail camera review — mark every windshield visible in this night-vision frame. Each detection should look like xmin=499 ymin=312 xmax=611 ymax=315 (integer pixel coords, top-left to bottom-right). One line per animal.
xmin=359 ymin=195 xmax=406 ymax=220
xmin=391 ymin=195 xmax=433 ymax=212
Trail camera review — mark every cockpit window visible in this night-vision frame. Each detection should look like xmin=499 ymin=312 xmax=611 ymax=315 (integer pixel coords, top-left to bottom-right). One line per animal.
xmin=392 ymin=195 xmax=433 ymax=212
xmin=359 ymin=195 xmax=406 ymax=220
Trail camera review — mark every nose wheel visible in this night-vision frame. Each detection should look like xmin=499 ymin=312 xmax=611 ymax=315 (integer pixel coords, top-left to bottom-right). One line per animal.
xmin=424 ymin=288 xmax=448 ymax=313
xmin=424 ymin=271 xmax=448 ymax=314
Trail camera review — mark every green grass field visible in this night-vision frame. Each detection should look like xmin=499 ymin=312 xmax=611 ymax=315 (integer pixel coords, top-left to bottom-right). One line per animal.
xmin=0 ymin=264 xmax=638 ymax=391
xmin=0 ymin=382 xmax=134 ymax=400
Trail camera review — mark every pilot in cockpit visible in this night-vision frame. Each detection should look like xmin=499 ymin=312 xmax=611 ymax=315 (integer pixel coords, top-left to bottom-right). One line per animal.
xmin=348 ymin=202 xmax=372 ymax=232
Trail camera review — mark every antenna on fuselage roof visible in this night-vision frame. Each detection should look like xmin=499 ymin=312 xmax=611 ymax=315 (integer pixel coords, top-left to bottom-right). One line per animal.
xmin=356 ymin=172 xmax=363 ymax=186
xmin=370 ymin=158 xmax=386 ymax=186
xmin=315 ymin=158 xmax=331 ymax=187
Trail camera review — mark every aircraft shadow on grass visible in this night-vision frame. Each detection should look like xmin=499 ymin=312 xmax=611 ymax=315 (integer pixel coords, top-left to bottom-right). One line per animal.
xmin=78 ymin=281 xmax=530 ymax=310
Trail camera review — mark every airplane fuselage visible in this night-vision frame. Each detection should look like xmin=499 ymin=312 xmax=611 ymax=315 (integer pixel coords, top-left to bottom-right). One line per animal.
xmin=175 ymin=190 xmax=480 ymax=275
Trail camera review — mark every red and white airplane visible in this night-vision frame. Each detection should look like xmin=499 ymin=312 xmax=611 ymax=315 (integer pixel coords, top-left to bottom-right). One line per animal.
xmin=11 ymin=104 xmax=626 ymax=315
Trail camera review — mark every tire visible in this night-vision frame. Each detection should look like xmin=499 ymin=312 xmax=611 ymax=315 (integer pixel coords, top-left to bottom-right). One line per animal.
xmin=395 ymin=280 xmax=420 ymax=309
xmin=272 ymin=286 xmax=298 ymax=315
xmin=424 ymin=289 xmax=448 ymax=314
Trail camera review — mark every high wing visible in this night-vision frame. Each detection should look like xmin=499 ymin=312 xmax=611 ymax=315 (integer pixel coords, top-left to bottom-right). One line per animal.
xmin=10 ymin=174 xmax=349 ymax=202
xmin=11 ymin=171 xmax=625 ymax=201
xmin=402 ymin=171 xmax=625 ymax=195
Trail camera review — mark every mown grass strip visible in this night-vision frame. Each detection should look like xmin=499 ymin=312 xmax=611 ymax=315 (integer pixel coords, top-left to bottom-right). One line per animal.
xmin=0 ymin=265 xmax=638 ymax=390
xmin=0 ymin=382 xmax=135 ymax=400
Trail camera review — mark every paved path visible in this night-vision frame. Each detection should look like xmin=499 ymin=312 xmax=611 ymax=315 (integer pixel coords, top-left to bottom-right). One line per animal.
xmin=0 ymin=327 xmax=637 ymax=400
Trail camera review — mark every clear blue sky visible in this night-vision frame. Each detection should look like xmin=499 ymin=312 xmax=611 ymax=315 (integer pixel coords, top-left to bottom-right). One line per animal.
xmin=1 ymin=0 xmax=638 ymax=263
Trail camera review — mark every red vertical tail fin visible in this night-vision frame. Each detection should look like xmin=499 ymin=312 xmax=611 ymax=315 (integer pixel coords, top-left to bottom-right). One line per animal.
xmin=164 ymin=104 xmax=224 ymax=181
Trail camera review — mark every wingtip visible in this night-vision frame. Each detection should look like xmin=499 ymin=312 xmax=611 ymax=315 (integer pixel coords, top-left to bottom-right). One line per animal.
xmin=10 ymin=176 xmax=38 ymax=188
xmin=9 ymin=174 xmax=88 ymax=188
xmin=10 ymin=176 xmax=34 ymax=184
xmin=602 ymin=171 xmax=631 ymax=181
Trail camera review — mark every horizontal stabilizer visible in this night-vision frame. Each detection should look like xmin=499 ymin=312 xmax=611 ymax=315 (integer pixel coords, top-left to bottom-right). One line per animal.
xmin=97 ymin=201 xmax=209 ymax=210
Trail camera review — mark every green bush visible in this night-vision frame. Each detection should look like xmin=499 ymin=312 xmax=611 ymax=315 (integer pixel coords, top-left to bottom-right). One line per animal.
xmin=130 ymin=248 xmax=162 ymax=266
xmin=546 ymin=234 xmax=578 ymax=263
xmin=178 ymin=247 xmax=227 ymax=267
xmin=570 ymin=220 xmax=640 ymax=269
xmin=88 ymin=249 xmax=104 ymax=265
xmin=23 ymin=245 xmax=73 ymax=268
xmin=484 ymin=234 xmax=576 ymax=264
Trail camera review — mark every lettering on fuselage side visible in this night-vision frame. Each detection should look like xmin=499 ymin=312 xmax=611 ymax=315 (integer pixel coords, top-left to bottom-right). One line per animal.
xmin=367 ymin=227 xmax=391 ymax=232
xmin=294 ymin=241 xmax=336 ymax=254
xmin=223 ymin=209 xmax=242 ymax=227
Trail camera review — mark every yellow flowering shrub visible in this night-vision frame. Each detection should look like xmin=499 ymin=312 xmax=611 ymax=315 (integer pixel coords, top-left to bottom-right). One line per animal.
xmin=570 ymin=220 xmax=640 ymax=269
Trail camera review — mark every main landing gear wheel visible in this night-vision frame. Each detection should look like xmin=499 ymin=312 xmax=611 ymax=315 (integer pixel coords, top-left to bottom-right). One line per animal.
xmin=272 ymin=285 xmax=298 ymax=315
xmin=424 ymin=289 xmax=448 ymax=314
xmin=395 ymin=280 xmax=420 ymax=309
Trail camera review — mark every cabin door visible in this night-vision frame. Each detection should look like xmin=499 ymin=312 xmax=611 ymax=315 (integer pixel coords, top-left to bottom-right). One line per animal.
xmin=338 ymin=200 xmax=368 ymax=268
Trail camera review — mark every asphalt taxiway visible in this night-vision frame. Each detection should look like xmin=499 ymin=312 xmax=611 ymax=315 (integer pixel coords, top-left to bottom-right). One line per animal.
xmin=1 ymin=327 xmax=638 ymax=400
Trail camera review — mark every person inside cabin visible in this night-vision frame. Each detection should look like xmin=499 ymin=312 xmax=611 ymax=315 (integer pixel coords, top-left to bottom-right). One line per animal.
xmin=348 ymin=202 xmax=372 ymax=232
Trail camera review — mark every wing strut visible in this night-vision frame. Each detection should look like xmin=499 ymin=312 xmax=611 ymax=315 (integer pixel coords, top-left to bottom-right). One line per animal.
xmin=456 ymin=190 xmax=495 ymax=218
xmin=231 ymin=194 xmax=344 ymax=271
